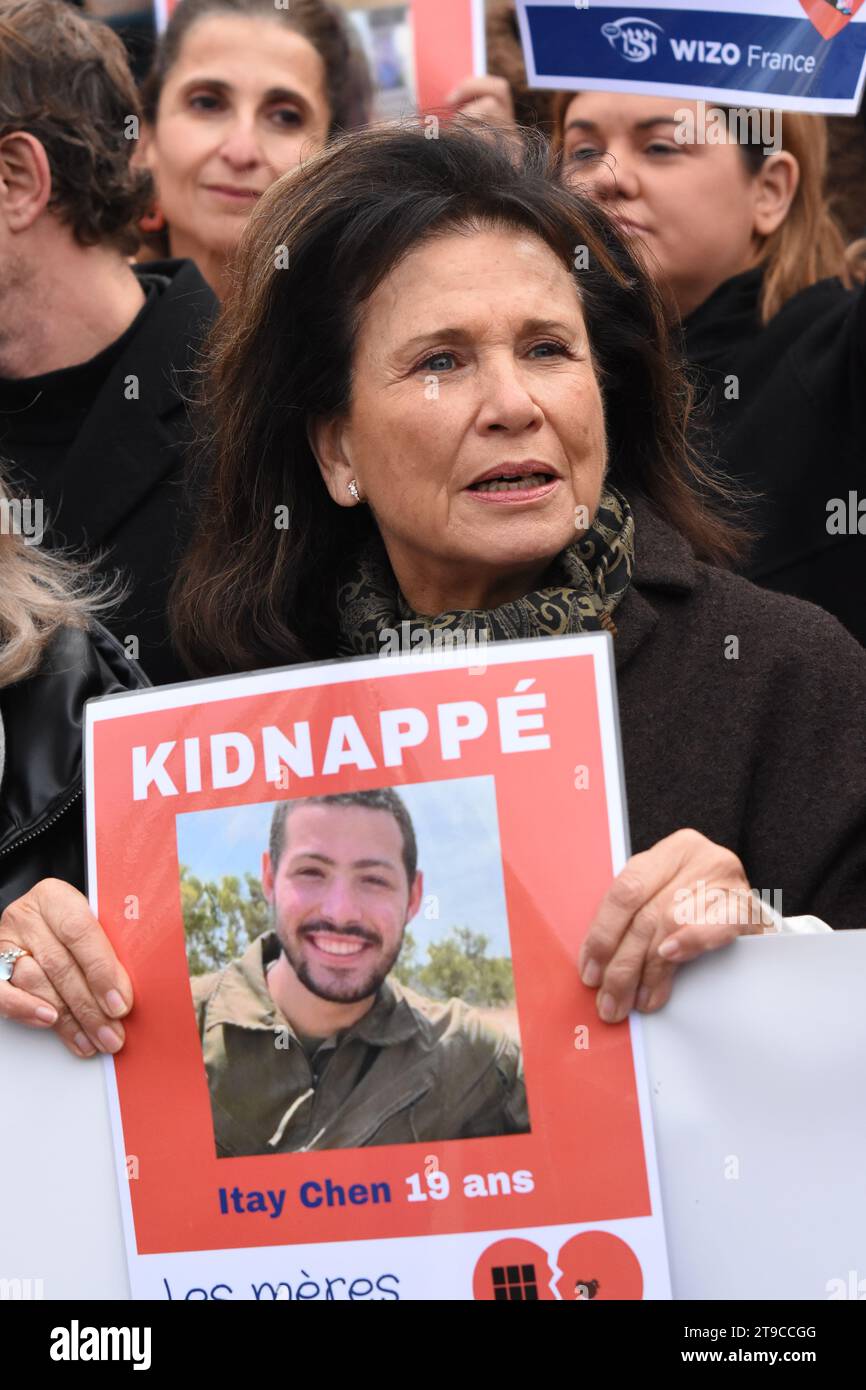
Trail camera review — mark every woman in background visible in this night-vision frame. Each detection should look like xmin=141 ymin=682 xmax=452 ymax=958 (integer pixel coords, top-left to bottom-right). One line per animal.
xmin=136 ymin=0 xmax=372 ymax=298
xmin=136 ymin=0 xmax=519 ymax=298
xmin=554 ymin=93 xmax=866 ymax=646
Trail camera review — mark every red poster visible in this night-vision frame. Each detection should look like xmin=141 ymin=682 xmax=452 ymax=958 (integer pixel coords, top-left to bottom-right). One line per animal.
xmin=85 ymin=635 xmax=670 ymax=1299
xmin=411 ymin=0 xmax=487 ymax=111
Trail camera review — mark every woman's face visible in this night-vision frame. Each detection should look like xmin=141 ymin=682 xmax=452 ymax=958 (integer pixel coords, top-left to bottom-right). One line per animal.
xmin=142 ymin=14 xmax=330 ymax=284
xmin=312 ymin=226 xmax=608 ymax=616
xmin=560 ymin=93 xmax=789 ymax=317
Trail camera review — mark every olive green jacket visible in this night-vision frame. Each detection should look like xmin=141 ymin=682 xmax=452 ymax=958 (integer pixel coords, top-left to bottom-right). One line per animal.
xmin=190 ymin=932 xmax=528 ymax=1155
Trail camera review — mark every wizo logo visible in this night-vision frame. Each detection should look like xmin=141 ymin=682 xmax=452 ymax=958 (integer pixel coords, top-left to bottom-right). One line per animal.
xmin=601 ymin=17 xmax=663 ymax=63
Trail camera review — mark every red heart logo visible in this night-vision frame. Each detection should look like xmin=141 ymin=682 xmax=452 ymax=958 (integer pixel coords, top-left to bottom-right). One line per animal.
xmin=473 ymin=1230 xmax=643 ymax=1300
xmin=553 ymin=1230 xmax=644 ymax=1301
xmin=799 ymin=0 xmax=865 ymax=40
xmin=472 ymin=1238 xmax=556 ymax=1300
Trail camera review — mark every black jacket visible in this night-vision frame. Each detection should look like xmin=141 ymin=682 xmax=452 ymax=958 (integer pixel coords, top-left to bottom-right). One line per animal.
xmin=683 ymin=268 xmax=866 ymax=646
xmin=0 ymin=624 xmax=147 ymax=913
xmin=2 ymin=258 xmax=217 ymax=685
xmin=615 ymin=500 xmax=866 ymax=932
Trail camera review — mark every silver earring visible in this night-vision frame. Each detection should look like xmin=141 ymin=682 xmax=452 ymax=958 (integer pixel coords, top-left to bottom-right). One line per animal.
xmin=348 ymin=480 xmax=361 ymax=502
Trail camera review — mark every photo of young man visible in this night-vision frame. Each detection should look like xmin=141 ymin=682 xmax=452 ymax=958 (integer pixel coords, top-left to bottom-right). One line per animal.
xmin=189 ymin=789 xmax=529 ymax=1156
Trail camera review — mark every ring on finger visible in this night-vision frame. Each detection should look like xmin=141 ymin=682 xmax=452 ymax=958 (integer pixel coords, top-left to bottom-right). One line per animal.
xmin=0 ymin=945 xmax=33 ymax=984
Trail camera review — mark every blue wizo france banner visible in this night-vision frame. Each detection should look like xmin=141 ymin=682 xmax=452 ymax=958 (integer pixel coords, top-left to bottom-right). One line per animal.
xmin=515 ymin=1 xmax=866 ymax=113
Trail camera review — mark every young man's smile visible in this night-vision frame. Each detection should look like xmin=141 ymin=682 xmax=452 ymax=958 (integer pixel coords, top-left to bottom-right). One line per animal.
xmin=262 ymin=800 xmax=424 ymax=1018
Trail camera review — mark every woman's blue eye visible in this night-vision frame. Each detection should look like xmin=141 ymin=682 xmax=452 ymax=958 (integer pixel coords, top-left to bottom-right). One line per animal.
xmin=422 ymin=352 xmax=456 ymax=373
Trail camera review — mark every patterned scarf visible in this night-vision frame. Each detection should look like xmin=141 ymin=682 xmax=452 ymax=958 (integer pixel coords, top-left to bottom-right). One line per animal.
xmin=336 ymin=487 xmax=635 ymax=657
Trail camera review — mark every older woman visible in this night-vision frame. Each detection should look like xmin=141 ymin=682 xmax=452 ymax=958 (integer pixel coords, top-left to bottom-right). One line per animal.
xmin=2 ymin=126 xmax=865 ymax=1057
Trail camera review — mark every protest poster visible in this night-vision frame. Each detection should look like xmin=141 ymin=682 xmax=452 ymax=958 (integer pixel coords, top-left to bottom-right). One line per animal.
xmin=516 ymin=1 xmax=866 ymax=114
xmin=410 ymin=0 xmax=487 ymax=112
xmin=84 ymin=635 xmax=671 ymax=1301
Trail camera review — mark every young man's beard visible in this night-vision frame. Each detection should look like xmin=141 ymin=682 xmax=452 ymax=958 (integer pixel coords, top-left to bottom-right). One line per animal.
xmin=274 ymin=912 xmax=404 ymax=1004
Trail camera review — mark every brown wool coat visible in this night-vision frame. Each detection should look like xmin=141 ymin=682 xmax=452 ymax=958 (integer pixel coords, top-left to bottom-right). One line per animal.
xmin=617 ymin=499 xmax=866 ymax=930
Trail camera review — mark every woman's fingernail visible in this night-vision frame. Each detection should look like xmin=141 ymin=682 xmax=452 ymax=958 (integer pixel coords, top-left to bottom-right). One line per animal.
xmin=97 ymin=1026 xmax=123 ymax=1054
xmin=658 ymin=938 xmax=682 ymax=960
xmin=104 ymin=990 xmax=127 ymax=1017
xmin=34 ymin=1005 xmax=58 ymax=1025
xmin=598 ymin=992 xmax=618 ymax=1023
xmin=581 ymin=958 xmax=602 ymax=988
xmin=637 ymin=986 xmax=652 ymax=1011
xmin=74 ymin=1031 xmax=96 ymax=1057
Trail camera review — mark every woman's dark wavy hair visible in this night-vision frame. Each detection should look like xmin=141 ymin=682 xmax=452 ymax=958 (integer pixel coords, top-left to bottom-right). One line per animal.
xmin=172 ymin=122 xmax=746 ymax=678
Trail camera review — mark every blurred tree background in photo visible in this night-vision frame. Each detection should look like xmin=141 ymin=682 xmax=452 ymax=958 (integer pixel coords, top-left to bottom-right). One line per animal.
xmin=180 ymin=865 xmax=270 ymax=976
xmin=392 ymin=926 xmax=514 ymax=1006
